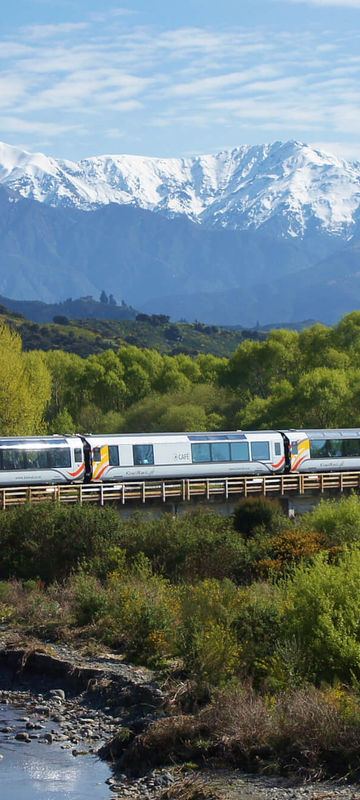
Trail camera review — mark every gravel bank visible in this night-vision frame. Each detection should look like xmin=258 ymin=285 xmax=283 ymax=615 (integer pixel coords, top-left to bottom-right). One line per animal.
xmin=1 ymin=633 xmax=360 ymax=800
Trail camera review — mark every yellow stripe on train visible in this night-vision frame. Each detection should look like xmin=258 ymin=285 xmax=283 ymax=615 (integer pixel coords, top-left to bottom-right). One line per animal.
xmin=93 ymin=446 xmax=109 ymax=479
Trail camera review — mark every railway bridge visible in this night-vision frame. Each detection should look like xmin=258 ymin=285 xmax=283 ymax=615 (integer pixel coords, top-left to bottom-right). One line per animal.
xmin=1 ymin=471 xmax=360 ymax=515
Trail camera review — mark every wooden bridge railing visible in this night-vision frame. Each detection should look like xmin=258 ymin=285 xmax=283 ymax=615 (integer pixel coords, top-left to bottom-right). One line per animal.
xmin=1 ymin=471 xmax=360 ymax=510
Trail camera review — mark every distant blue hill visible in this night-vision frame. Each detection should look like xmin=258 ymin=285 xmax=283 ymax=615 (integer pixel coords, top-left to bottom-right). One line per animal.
xmin=0 ymin=184 xmax=358 ymax=327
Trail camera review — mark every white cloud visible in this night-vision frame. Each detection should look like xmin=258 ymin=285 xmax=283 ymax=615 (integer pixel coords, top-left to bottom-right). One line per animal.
xmin=0 ymin=77 xmax=28 ymax=108
xmin=110 ymin=8 xmax=137 ymax=16
xmin=20 ymin=71 xmax=153 ymax=113
xmin=1 ymin=12 xmax=360 ymax=156
xmin=104 ymin=127 xmax=126 ymax=138
xmin=0 ymin=116 xmax=78 ymax=136
xmin=22 ymin=22 xmax=89 ymax=40
xmin=310 ymin=140 xmax=360 ymax=160
xmin=166 ymin=67 xmax=280 ymax=97
xmin=283 ymin=0 xmax=360 ymax=6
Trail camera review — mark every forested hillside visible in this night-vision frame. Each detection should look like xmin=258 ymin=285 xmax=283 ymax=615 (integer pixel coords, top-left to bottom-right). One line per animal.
xmin=0 ymin=305 xmax=264 ymax=359
xmin=1 ymin=311 xmax=360 ymax=436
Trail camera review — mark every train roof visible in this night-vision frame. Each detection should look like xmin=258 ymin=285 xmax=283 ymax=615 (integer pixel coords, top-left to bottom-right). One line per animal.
xmin=283 ymin=429 xmax=360 ymax=439
xmin=84 ymin=430 xmax=283 ymax=443
xmin=0 ymin=435 xmax=82 ymax=447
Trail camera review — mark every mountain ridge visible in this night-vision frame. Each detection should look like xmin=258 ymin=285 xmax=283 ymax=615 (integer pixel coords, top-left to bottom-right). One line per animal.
xmin=0 ymin=139 xmax=359 ymax=326
xmin=1 ymin=139 xmax=360 ymax=241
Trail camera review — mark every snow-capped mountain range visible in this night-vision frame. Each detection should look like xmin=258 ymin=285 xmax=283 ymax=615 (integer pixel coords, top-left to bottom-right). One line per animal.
xmin=1 ymin=139 xmax=360 ymax=240
xmin=1 ymin=138 xmax=360 ymax=326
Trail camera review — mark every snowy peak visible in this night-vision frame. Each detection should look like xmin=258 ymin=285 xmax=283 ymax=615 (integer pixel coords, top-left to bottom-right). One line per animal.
xmin=0 ymin=139 xmax=360 ymax=239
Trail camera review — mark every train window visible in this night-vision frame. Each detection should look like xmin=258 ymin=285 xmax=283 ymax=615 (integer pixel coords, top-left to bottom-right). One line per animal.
xmin=0 ymin=449 xmax=26 ymax=470
xmin=74 ymin=448 xmax=83 ymax=463
xmin=327 ymin=439 xmax=343 ymax=458
xmin=251 ymin=441 xmax=270 ymax=461
xmin=230 ymin=442 xmax=250 ymax=461
xmin=133 ymin=444 xmax=154 ymax=465
xmin=47 ymin=448 xmax=71 ymax=468
xmin=108 ymin=445 xmax=120 ymax=466
xmin=211 ymin=442 xmax=230 ymax=462
xmin=191 ymin=443 xmax=211 ymax=463
xmin=342 ymin=439 xmax=360 ymax=457
xmin=310 ymin=440 xmax=328 ymax=458
xmin=93 ymin=447 xmax=102 ymax=462
xmin=292 ymin=442 xmax=299 ymax=455
xmin=274 ymin=442 xmax=282 ymax=456
xmin=0 ymin=446 xmax=72 ymax=471
xmin=25 ymin=450 xmax=48 ymax=469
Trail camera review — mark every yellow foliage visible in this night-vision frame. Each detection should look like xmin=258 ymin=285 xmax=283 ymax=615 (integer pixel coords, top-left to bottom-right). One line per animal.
xmin=0 ymin=325 xmax=51 ymax=433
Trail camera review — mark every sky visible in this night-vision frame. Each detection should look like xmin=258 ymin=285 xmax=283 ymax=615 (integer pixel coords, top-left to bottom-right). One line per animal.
xmin=2 ymin=0 xmax=360 ymax=162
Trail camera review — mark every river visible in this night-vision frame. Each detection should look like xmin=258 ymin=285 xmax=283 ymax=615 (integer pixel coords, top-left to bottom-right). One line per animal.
xmin=0 ymin=705 xmax=113 ymax=799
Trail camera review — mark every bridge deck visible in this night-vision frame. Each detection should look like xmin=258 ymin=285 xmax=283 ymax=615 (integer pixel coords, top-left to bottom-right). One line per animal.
xmin=1 ymin=471 xmax=359 ymax=510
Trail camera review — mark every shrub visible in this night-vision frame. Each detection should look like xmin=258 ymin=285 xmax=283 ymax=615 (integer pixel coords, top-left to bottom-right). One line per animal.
xmin=0 ymin=579 xmax=66 ymax=632
xmin=271 ymin=685 xmax=360 ymax=777
xmin=202 ymin=684 xmax=272 ymax=763
xmin=300 ymin=494 xmax=360 ymax=548
xmin=202 ymin=683 xmax=360 ymax=777
xmin=159 ymin=774 xmax=219 ymax=800
xmin=176 ymin=579 xmax=241 ymax=685
xmin=233 ymin=497 xmax=285 ymax=539
xmin=251 ymin=528 xmax=326 ymax=578
xmin=232 ymin=584 xmax=282 ymax=684
xmin=116 ymin=511 xmax=250 ymax=584
xmin=0 ymin=503 xmax=124 ymax=583
xmin=122 ymin=714 xmax=210 ymax=771
xmin=280 ymin=548 xmax=360 ymax=684
xmin=105 ymin=556 xmax=179 ymax=665
xmin=68 ymin=572 xmax=110 ymax=626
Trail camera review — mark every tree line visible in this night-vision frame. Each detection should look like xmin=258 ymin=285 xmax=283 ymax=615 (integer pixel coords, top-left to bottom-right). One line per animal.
xmin=2 ymin=311 xmax=360 ymax=435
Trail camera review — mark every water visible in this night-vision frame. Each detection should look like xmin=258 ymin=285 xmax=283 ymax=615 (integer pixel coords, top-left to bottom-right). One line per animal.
xmin=0 ymin=705 xmax=113 ymax=799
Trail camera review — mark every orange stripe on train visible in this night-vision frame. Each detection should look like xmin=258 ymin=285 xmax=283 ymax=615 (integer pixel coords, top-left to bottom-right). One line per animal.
xmin=292 ymin=454 xmax=307 ymax=472
xmin=95 ymin=464 xmax=108 ymax=481
xmin=69 ymin=463 xmax=85 ymax=478
xmin=272 ymin=456 xmax=285 ymax=469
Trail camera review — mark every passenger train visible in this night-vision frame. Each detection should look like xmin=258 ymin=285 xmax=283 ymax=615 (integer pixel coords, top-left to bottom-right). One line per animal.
xmin=0 ymin=428 xmax=360 ymax=486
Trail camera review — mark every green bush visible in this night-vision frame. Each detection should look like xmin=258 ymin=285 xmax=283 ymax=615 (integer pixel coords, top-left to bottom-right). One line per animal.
xmin=69 ymin=572 xmax=110 ymax=626
xmin=176 ymin=578 xmax=241 ymax=684
xmin=116 ymin=510 xmax=251 ymax=584
xmin=0 ymin=503 xmax=124 ymax=583
xmin=232 ymin=583 xmax=282 ymax=684
xmin=300 ymin=494 xmax=360 ymax=548
xmin=104 ymin=555 xmax=179 ymax=665
xmin=233 ymin=497 xmax=285 ymax=539
xmin=279 ymin=547 xmax=360 ymax=684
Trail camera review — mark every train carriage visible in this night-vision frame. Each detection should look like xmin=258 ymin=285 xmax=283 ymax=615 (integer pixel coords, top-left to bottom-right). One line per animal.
xmin=85 ymin=430 xmax=285 ymax=482
xmin=282 ymin=428 xmax=360 ymax=472
xmin=0 ymin=435 xmax=85 ymax=486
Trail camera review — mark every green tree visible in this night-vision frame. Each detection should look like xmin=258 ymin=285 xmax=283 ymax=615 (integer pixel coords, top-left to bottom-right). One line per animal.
xmin=222 ymin=330 xmax=300 ymax=398
xmin=45 ymin=350 xmax=85 ymax=422
xmin=295 ymin=368 xmax=350 ymax=427
xmin=23 ymin=350 xmax=52 ymax=432
xmin=159 ymin=403 xmax=208 ymax=431
xmin=281 ymin=548 xmax=360 ymax=683
xmin=236 ymin=379 xmax=295 ymax=430
xmin=0 ymin=325 xmax=51 ymax=434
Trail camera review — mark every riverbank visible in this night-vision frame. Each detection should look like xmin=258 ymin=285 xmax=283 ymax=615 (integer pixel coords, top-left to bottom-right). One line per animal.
xmin=1 ymin=631 xmax=360 ymax=800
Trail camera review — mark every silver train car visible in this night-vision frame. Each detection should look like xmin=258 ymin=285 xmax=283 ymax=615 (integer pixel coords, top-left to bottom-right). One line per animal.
xmin=0 ymin=435 xmax=85 ymax=486
xmin=86 ymin=430 xmax=285 ymax=482
xmin=284 ymin=428 xmax=360 ymax=473
xmin=0 ymin=428 xmax=360 ymax=486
